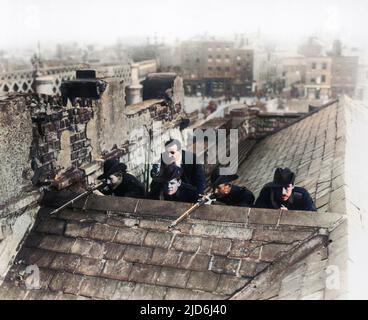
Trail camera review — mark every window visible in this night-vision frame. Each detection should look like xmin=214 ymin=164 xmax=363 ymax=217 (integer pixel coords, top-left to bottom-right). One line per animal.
xmin=208 ymin=55 xmax=212 ymax=59
xmin=321 ymin=75 xmax=326 ymax=83
xmin=311 ymin=78 xmax=316 ymax=83
xmin=225 ymin=67 xmax=230 ymax=72
xmin=217 ymin=55 xmax=221 ymax=59
xmin=208 ymin=67 xmax=213 ymax=71
xmin=217 ymin=67 xmax=222 ymax=71
xmin=322 ymin=63 xmax=327 ymax=70
xmin=312 ymin=63 xmax=316 ymax=69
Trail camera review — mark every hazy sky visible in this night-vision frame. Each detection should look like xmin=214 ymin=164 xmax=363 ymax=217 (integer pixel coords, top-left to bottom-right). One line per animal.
xmin=1 ymin=0 xmax=368 ymax=50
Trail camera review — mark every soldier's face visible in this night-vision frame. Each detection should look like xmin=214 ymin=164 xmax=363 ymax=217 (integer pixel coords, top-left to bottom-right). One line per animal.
xmin=165 ymin=179 xmax=181 ymax=195
xmin=216 ymin=183 xmax=231 ymax=196
xmin=163 ymin=145 xmax=181 ymax=165
xmin=281 ymin=184 xmax=293 ymax=201
xmin=108 ymin=174 xmax=123 ymax=189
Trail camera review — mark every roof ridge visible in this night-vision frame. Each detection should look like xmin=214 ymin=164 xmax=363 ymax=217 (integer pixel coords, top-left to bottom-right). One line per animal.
xmin=257 ymin=99 xmax=339 ymax=140
xmin=229 ymin=232 xmax=328 ymax=300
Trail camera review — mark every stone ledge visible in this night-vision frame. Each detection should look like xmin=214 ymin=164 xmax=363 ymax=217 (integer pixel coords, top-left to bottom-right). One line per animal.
xmin=69 ymin=195 xmax=343 ymax=230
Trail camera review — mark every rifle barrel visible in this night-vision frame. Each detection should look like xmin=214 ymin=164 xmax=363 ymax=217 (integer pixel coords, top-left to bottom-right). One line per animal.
xmin=49 ymin=182 xmax=105 ymax=215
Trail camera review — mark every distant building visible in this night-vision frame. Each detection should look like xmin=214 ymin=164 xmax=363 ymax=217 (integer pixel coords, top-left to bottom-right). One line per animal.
xmin=201 ymin=40 xmax=234 ymax=97
xmin=355 ymin=59 xmax=368 ymax=103
xmin=330 ymin=55 xmax=359 ymax=98
xmin=253 ymin=45 xmax=281 ymax=93
xmin=304 ymin=56 xmax=332 ymax=100
xmin=298 ymin=37 xmax=324 ymax=57
xmin=232 ymin=48 xmax=254 ymax=96
xmin=180 ymin=39 xmax=253 ymax=97
xmin=281 ymin=56 xmax=306 ymax=97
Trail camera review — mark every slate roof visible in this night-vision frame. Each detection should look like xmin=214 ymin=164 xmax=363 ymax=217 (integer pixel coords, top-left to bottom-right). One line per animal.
xmin=1 ymin=97 xmax=362 ymax=300
xmin=0 ymin=195 xmax=343 ymax=300
xmin=236 ymin=99 xmax=346 ymax=214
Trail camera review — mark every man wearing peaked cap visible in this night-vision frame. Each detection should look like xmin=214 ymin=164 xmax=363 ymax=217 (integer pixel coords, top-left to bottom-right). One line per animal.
xmin=211 ymin=169 xmax=255 ymax=207
xmin=254 ymin=167 xmax=316 ymax=211
xmin=95 ymin=158 xmax=145 ymax=198
xmin=149 ymin=164 xmax=198 ymax=204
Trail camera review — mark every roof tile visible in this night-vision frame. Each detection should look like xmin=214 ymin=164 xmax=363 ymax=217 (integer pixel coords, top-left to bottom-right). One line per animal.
xmin=70 ymin=238 xmax=105 ymax=259
xmin=102 ymin=242 xmax=126 ymax=261
xmin=89 ymin=223 xmax=118 ymax=242
xmin=210 ymin=256 xmax=241 ymax=275
xmin=128 ymin=263 xmax=161 ymax=285
xmin=114 ymin=227 xmax=147 ymax=246
xmin=50 ymin=253 xmax=81 ymax=273
xmin=75 ymin=257 xmax=105 ymax=276
xmin=156 ymin=267 xmax=191 ymax=289
xmin=123 ymin=245 xmax=153 ymax=264
xmin=101 ymin=260 xmax=132 ymax=281
xmin=39 ymin=235 xmax=75 ymax=254
xmin=215 ymin=274 xmax=251 ymax=295
xmin=150 ymin=248 xmax=182 ymax=267
xmin=143 ymin=231 xmax=173 ymax=249
xmin=129 ymin=283 xmax=167 ymax=300
xmin=178 ymin=253 xmax=211 ymax=272
xmin=171 ymin=234 xmax=203 ymax=253
xmin=79 ymin=276 xmax=118 ymax=299
xmin=186 ymin=270 xmax=220 ymax=292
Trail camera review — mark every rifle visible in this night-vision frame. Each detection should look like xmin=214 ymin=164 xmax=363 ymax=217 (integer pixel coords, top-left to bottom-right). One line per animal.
xmin=49 ymin=181 xmax=106 ymax=215
xmin=168 ymin=193 xmax=217 ymax=229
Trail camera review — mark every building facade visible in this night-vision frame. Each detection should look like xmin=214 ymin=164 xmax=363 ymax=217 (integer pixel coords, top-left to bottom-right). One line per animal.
xmin=330 ymin=55 xmax=359 ymax=98
xmin=304 ymin=56 xmax=332 ymax=100
xmin=180 ymin=39 xmax=253 ymax=97
xmin=281 ymin=56 xmax=306 ymax=98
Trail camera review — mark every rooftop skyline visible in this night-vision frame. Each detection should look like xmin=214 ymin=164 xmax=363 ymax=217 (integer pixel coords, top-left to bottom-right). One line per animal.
xmin=1 ymin=0 xmax=368 ymax=51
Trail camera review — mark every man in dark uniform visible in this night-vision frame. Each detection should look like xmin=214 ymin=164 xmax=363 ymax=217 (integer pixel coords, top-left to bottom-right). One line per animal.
xmin=95 ymin=158 xmax=145 ymax=198
xmin=150 ymin=139 xmax=206 ymax=199
xmin=211 ymin=171 xmax=255 ymax=207
xmin=254 ymin=167 xmax=316 ymax=211
xmin=150 ymin=164 xmax=198 ymax=203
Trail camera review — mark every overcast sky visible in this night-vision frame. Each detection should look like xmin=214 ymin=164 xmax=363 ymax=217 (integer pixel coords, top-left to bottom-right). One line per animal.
xmin=1 ymin=0 xmax=368 ymax=50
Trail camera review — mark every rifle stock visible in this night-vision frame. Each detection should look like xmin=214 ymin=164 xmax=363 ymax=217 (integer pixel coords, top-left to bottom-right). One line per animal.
xmin=168 ymin=193 xmax=215 ymax=229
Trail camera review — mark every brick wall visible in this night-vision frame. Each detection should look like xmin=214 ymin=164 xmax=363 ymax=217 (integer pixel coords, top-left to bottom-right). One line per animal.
xmin=0 ymin=73 xmax=185 ymax=282
xmin=29 ymin=95 xmax=94 ymax=184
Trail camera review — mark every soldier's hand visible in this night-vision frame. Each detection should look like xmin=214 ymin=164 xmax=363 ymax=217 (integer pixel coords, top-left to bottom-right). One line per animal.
xmin=93 ymin=190 xmax=105 ymax=196
xmin=280 ymin=205 xmax=288 ymax=211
